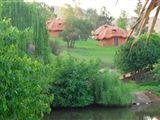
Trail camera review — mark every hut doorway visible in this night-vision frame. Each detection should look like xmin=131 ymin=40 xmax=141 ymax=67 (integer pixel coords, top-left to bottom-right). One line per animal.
xmin=114 ymin=37 xmax=119 ymax=46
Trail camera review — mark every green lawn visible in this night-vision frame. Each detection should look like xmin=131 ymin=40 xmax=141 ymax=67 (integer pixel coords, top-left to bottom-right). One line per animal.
xmin=59 ymin=39 xmax=117 ymax=68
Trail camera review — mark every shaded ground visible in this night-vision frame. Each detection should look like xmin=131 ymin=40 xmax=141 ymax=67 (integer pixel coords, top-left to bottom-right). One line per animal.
xmin=132 ymin=91 xmax=160 ymax=105
xmin=145 ymin=91 xmax=160 ymax=103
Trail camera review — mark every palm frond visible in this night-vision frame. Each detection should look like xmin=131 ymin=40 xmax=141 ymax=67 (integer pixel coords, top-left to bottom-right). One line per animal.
xmin=127 ymin=0 xmax=160 ymax=45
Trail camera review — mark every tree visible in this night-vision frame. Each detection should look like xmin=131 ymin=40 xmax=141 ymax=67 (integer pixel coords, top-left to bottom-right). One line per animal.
xmin=115 ymin=33 xmax=160 ymax=74
xmin=134 ymin=0 xmax=143 ymax=16
xmin=1 ymin=0 xmax=52 ymax=63
xmin=85 ymin=8 xmax=99 ymax=29
xmin=117 ymin=10 xmax=128 ymax=30
xmin=61 ymin=4 xmax=76 ymax=19
xmin=0 ymin=19 xmax=54 ymax=120
xmin=60 ymin=17 xmax=93 ymax=48
xmin=128 ymin=0 xmax=160 ymax=43
xmin=60 ymin=5 xmax=93 ymax=48
xmin=85 ymin=7 xmax=114 ymax=29
xmin=96 ymin=6 xmax=114 ymax=27
xmin=134 ymin=0 xmax=149 ymax=34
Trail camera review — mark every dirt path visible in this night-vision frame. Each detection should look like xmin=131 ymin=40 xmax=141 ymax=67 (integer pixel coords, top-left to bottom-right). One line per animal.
xmin=145 ymin=91 xmax=160 ymax=103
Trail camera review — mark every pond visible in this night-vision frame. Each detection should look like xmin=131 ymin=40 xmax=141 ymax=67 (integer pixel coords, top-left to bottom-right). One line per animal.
xmin=45 ymin=104 xmax=160 ymax=120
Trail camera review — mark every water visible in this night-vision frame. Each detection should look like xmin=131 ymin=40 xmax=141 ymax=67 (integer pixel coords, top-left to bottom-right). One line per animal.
xmin=45 ymin=104 xmax=160 ymax=120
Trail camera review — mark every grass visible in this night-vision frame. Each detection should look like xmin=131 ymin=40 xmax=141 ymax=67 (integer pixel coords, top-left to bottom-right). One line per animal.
xmin=51 ymin=38 xmax=160 ymax=97
xmin=138 ymin=81 xmax=160 ymax=96
xmin=58 ymin=39 xmax=117 ymax=68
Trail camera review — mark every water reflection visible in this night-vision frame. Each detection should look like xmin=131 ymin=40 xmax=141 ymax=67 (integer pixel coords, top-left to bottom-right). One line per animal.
xmin=45 ymin=104 xmax=160 ymax=120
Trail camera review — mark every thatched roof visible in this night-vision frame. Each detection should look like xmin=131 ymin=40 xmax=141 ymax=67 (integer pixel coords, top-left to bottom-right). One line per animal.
xmin=92 ymin=25 xmax=128 ymax=40
xmin=46 ymin=18 xmax=64 ymax=31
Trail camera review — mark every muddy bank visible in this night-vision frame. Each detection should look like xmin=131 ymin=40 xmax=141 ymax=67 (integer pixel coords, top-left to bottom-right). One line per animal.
xmin=45 ymin=101 xmax=160 ymax=120
xmin=132 ymin=91 xmax=160 ymax=105
xmin=132 ymin=91 xmax=160 ymax=112
xmin=44 ymin=91 xmax=160 ymax=120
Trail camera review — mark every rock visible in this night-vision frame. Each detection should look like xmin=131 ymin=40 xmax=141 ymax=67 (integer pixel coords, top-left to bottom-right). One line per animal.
xmin=132 ymin=92 xmax=152 ymax=105
xmin=136 ymin=103 xmax=140 ymax=106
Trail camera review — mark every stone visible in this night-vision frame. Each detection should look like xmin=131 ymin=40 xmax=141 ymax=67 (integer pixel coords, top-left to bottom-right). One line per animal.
xmin=132 ymin=92 xmax=152 ymax=105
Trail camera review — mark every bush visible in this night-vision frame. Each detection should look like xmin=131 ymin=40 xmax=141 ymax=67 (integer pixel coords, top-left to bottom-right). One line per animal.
xmin=49 ymin=37 xmax=61 ymax=56
xmin=153 ymin=61 xmax=160 ymax=81
xmin=115 ymin=33 xmax=160 ymax=73
xmin=50 ymin=55 xmax=133 ymax=107
xmin=0 ymin=46 xmax=54 ymax=119
xmin=51 ymin=56 xmax=100 ymax=107
xmin=94 ymin=71 xmax=132 ymax=106
xmin=0 ymin=19 xmax=32 ymax=55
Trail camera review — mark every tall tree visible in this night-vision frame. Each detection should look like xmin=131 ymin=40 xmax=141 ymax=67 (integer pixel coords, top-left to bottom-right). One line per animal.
xmin=134 ymin=0 xmax=143 ymax=16
xmin=97 ymin=6 xmax=114 ymax=27
xmin=85 ymin=7 xmax=114 ymax=29
xmin=1 ymin=0 xmax=52 ymax=63
xmin=60 ymin=5 xmax=92 ymax=48
xmin=61 ymin=4 xmax=76 ymax=19
xmin=134 ymin=0 xmax=149 ymax=35
xmin=85 ymin=8 xmax=99 ymax=29
xmin=117 ymin=10 xmax=128 ymax=30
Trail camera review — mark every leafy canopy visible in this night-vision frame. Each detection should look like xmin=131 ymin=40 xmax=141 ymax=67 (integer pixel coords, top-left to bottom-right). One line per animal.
xmin=115 ymin=33 xmax=160 ymax=73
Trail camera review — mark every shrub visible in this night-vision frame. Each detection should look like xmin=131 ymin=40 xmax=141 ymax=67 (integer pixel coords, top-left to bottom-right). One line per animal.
xmin=49 ymin=37 xmax=61 ymax=56
xmin=94 ymin=71 xmax=132 ymax=106
xmin=51 ymin=56 xmax=100 ymax=107
xmin=0 ymin=46 xmax=54 ymax=119
xmin=0 ymin=19 xmax=32 ymax=55
xmin=115 ymin=33 xmax=160 ymax=74
xmin=50 ymin=55 xmax=133 ymax=107
xmin=153 ymin=61 xmax=160 ymax=81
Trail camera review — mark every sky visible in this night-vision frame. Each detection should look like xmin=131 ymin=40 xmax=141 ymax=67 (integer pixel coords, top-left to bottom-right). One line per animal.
xmin=33 ymin=0 xmax=146 ymax=18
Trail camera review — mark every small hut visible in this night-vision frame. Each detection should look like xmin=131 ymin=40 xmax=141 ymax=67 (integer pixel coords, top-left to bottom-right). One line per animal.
xmin=92 ymin=25 xmax=128 ymax=46
xmin=46 ymin=18 xmax=64 ymax=37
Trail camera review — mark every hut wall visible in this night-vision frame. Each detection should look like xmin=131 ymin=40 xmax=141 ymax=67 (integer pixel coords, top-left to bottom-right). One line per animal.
xmin=118 ymin=38 xmax=126 ymax=45
xmin=49 ymin=31 xmax=60 ymax=37
xmin=98 ymin=38 xmax=113 ymax=46
xmin=98 ymin=37 xmax=126 ymax=46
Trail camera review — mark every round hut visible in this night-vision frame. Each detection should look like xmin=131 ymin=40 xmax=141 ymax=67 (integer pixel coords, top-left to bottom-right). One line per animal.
xmin=92 ymin=25 xmax=128 ymax=46
xmin=46 ymin=18 xmax=64 ymax=37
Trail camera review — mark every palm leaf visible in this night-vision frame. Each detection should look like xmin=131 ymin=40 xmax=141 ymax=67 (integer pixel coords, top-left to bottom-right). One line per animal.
xmin=127 ymin=0 xmax=160 ymax=46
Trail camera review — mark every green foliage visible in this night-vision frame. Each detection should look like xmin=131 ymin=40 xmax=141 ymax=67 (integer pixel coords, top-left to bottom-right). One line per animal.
xmin=153 ymin=61 xmax=160 ymax=82
xmin=85 ymin=8 xmax=98 ymax=29
xmin=0 ymin=45 xmax=54 ymax=119
xmin=117 ymin=10 xmax=128 ymax=30
xmin=60 ymin=5 xmax=114 ymax=48
xmin=139 ymin=81 xmax=160 ymax=96
xmin=85 ymin=7 xmax=114 ymax=29
xmin=115 ymin=33 xmax=160 ymax=73
xmin=61 ymin=4 xmax=84 ymax=19
xmin=51 ymin=56 xmax=100 ymax=107
xmin=97 ymin=6 xmax=114 ymax=26
xmin=94 ymin=72 xmax=132 ymax=106
xmin=0 ymin=18 xmax=54 ymax=119
xmin=50 ymin=55 xmax=133 ymax=107
xmin=0 ymin=19 xmax=32 ymax=55
xmin=49 ymin=37 xmax=61 ymax=56
xmin=60 ymin=17 xmax=93 ymax=48
xmin=1 ymin=0 xmax=51 ymax=63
